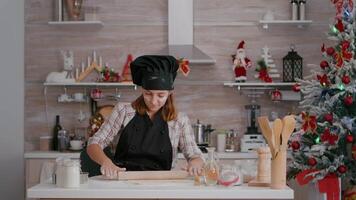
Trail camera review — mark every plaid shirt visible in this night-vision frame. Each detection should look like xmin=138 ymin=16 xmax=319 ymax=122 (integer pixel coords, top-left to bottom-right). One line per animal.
xmin=88 ymin=103 xmax=203 ymax=168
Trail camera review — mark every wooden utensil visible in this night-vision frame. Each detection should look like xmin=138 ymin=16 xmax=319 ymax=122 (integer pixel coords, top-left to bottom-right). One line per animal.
xmin=117 ymin=170 xmax=189 ymax=180
xmin=280 ymin=115 xmax=296 ymax=150
xmin=257 ymin=116 xmax=275 ymax=156
xmin=272 ymin=118 xmax=283 ymax=157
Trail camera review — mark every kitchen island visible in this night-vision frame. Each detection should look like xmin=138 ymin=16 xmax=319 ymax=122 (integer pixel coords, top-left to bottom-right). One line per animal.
xmin=27 ymin=176 xmax=293 ymax=200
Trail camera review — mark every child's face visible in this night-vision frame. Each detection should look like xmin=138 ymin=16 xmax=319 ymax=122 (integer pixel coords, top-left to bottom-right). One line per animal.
xmin=142 ymin=89 xmax=170 ymax=113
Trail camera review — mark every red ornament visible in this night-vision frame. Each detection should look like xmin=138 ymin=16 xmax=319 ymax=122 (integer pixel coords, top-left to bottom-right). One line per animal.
xmin=335 ymin=19 xmax=344 ymax=32
xmin=308 ymin=157 xmax=317 ymax=166
xmin=320 ymin=60 xmax=329 ymax=69
xmin=271 ymin=89 xmax=282 ymax=101
xmin=326 ymin=47 xmax=335 ymax=56
xmin=344 ymin=95 xmax=353 ymax=106
xmin=342 ymin=75 xmax=351 ymax=84
xmin=346 ymin=134 xmax=354 ymax=143
xmin=292 ymin=83 xmax=301 ymax=92
xmin=317 ymin=74 xmax=330 ymax=87
xmin=337 ymin=165 xmax=347 ymax=174
xmin=291 ymin=141 xmax=300 ymax=151
xmin=324 ymin=113 xmax=333 ymax=123
xmin=341 ymin=40 xmax=350 ymax=49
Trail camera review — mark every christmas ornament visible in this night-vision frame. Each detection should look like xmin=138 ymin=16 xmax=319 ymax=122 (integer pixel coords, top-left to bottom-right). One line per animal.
xmin=324 ymin=113 xmax=333 ymax=123
xmin=232 ymin=41 xmax=252 ymax=82
xmin=342 ymin=75 xmax=351 ymax=84
xmin=326 ymin=47 xmax=335 ymax=56
xmin=317 ymin=74 xmax=330 ymax=87
xmin=178 ymin=58 xmax=190 ymax=76
xmin=121 ymin=54 xmax=133 ymax=82
xmin=255 ymin=60 xmax=272 ymax=82
xmin=271 ymin=89 xmax=282 ymax=101
xmin=334 ymin=42 xmax=352 ymax=67
xmin=301 ymin=112 xmax=317 ymax=133
xmin=292 ymin=83 xmax=301 ymax=92
xmin=320 ymin=60 xmax=329 ymax=69
xmin=291 ymin=141 xmax=300 ymax=150
xmin=254 ymin=46 xmax=280 ymax=81
xmin=321 ymin=128 xmax=338 ymax=145
xmin=308 ymin=157 xmax=317 ymax=166
xmin=99 ymin=65 xmax=120 ymax=82
xmin=344 ymin=95 xmax=353 ymax=106
xmin=335 ymin=19 xmax=344 ymax=32
xmin=346 ymin=133 xmax=354 ymax=143
xmin=337 ymin=165 xmax=347 ymax=173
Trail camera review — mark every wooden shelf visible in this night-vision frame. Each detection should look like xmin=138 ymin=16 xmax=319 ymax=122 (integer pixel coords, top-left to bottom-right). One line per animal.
xmin=44 ymin=82 xmax=136 ymax=89
xmin=224 ymin=81 xmax=296 ymax=90
xmin=48 ymin=20 xmax=103 ymax=28
xmin=259 ymin=20 xmax=312 ymax=29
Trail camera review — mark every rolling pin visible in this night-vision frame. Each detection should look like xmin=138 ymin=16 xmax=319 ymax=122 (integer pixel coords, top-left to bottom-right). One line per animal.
xmin=117 ymin=170 xmax=189 ymax=180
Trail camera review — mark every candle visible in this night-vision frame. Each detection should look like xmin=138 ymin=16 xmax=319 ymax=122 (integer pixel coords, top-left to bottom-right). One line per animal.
xmin=81 ymin=62 xmax=85 ymax=72
xmin=75 ymin=68 xmax=79 ymax=79
xmin=99 ymin=56 xmax=102 ymax=67
xmin=87 ymin=56 xmax=91 ymax=67
xmin=93 ymin=50 xmax=97 ymax=62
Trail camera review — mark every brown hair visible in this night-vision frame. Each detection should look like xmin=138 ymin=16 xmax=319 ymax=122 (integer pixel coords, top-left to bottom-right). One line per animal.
xmin=131 ymin=93 xmax=177 ymax=121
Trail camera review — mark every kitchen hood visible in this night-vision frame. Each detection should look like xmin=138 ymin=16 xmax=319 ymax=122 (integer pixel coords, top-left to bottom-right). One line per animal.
xmin=156 ymin=0 xmax=215 ymax=65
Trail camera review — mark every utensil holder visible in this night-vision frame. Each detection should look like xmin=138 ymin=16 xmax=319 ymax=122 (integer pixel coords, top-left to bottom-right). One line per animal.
xmin=271 ymin=150 xmax=286 ymax=189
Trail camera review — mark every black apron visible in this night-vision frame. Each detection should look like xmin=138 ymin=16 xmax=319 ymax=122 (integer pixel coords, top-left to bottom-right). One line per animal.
xmin=113 ymin=111 xmax=173 ymax=171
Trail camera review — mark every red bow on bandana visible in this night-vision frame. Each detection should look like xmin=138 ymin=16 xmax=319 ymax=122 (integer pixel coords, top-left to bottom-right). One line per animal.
xmin=321 ymin=128 xmax=339 ymax=145
xmin=302 ymin=112 xmax=317 ymax=133
xmin=317 ymin=74 xmax=330 ymax=87
xmin=334 ymin=41 xmax=352 ymax=67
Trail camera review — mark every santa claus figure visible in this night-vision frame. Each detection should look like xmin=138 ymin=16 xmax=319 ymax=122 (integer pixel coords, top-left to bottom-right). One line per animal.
xmin=232 ymin=41 xmax=252 ymax=82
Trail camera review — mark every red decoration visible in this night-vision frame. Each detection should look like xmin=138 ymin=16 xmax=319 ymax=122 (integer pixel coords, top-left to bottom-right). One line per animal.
xmin=296 ymin=169 xmax=319 ymax=185
xmin=335 ymin=19 xmax=344 ymax=32
xmin=324 ymin=113 xmax=333 ymax=123
xmin=320 ymin=60 xmax=329 ymax=69
xmin=331 ymin=0 xmax=353 ymax=19
xmin=308 ymin=157 xmax=317 ymax=166
xmin=317 ymin=74 xmax=330 ymax=87
xmin=179 ymin=59 xmax=190 ymax=76
xmin=121 ymin=54 xmax=133 ymax=82
xmin=318 ymin=173 xmax=340 ymax=200
xmin=346 ymin=134 xmax=354 ymax=143
xmin=271 ymin=89 xmax=282 ymax=101
xmin=301 ymin=112 xmax=317 ymax=133
xmin=344 ymin=95 xmax=353 ymax=106
xmin=233 ymin=40 xmax=252 ymax=82
xmin=334 ymin=43 xmax=353 ymax=67
xmin=321 ymin=43 xmax=326 ymax=53
xmin=337 ymin=165 xmax=347 ymax=173
xmin=342 ymin=75 xmax=351 ymax=84
xmin=292 ymin=83 xmax=301 ymax=92
xmin=291 ymin=141 xmax=300 ymax=151
xmin=326 ymin=47 xmax=335 ymax=56
xmin=321 ymin=128 xmax=338 ymax=145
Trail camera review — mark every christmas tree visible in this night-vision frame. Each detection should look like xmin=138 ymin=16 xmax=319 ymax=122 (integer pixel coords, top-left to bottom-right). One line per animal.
xmin=287 ymin=0 xmax=356 ymax=193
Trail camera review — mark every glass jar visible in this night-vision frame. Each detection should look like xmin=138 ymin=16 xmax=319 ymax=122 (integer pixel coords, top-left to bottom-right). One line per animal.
xmin=204 ymin=147 xmax=219 ymax=186
xmin=218 ymin=164 xmax=240 ymax=187
xmin=225 ymin=129 xmax=237 ymax=152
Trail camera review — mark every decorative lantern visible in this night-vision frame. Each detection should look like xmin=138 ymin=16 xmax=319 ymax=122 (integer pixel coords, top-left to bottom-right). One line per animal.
xmin=283 ymin=45 xmax=303 ymax=82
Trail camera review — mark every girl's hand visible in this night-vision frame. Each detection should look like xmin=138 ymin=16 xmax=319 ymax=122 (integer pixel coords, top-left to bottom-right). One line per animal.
xmin=100 ymin=159 xmax=126 ymax=179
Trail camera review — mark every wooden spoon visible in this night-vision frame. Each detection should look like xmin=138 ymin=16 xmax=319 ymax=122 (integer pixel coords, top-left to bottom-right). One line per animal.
xmin=257 ymin=116 xmax=275 ymax=156
xmin=280 ymin=115 xmax=296 ymax=150
xmin=272 ymin=118 xmax=283 ymax=157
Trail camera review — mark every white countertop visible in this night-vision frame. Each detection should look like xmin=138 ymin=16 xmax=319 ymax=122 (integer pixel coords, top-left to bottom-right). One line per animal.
xmin=27 ymin=177 xmax=293 ymax=199
xmin=24 ymin=151 xmax=258 ymax=160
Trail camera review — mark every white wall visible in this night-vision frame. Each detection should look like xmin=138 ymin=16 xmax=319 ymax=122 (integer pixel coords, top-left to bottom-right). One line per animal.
xmin=0 ymin=0 xmax=25 ymax=200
